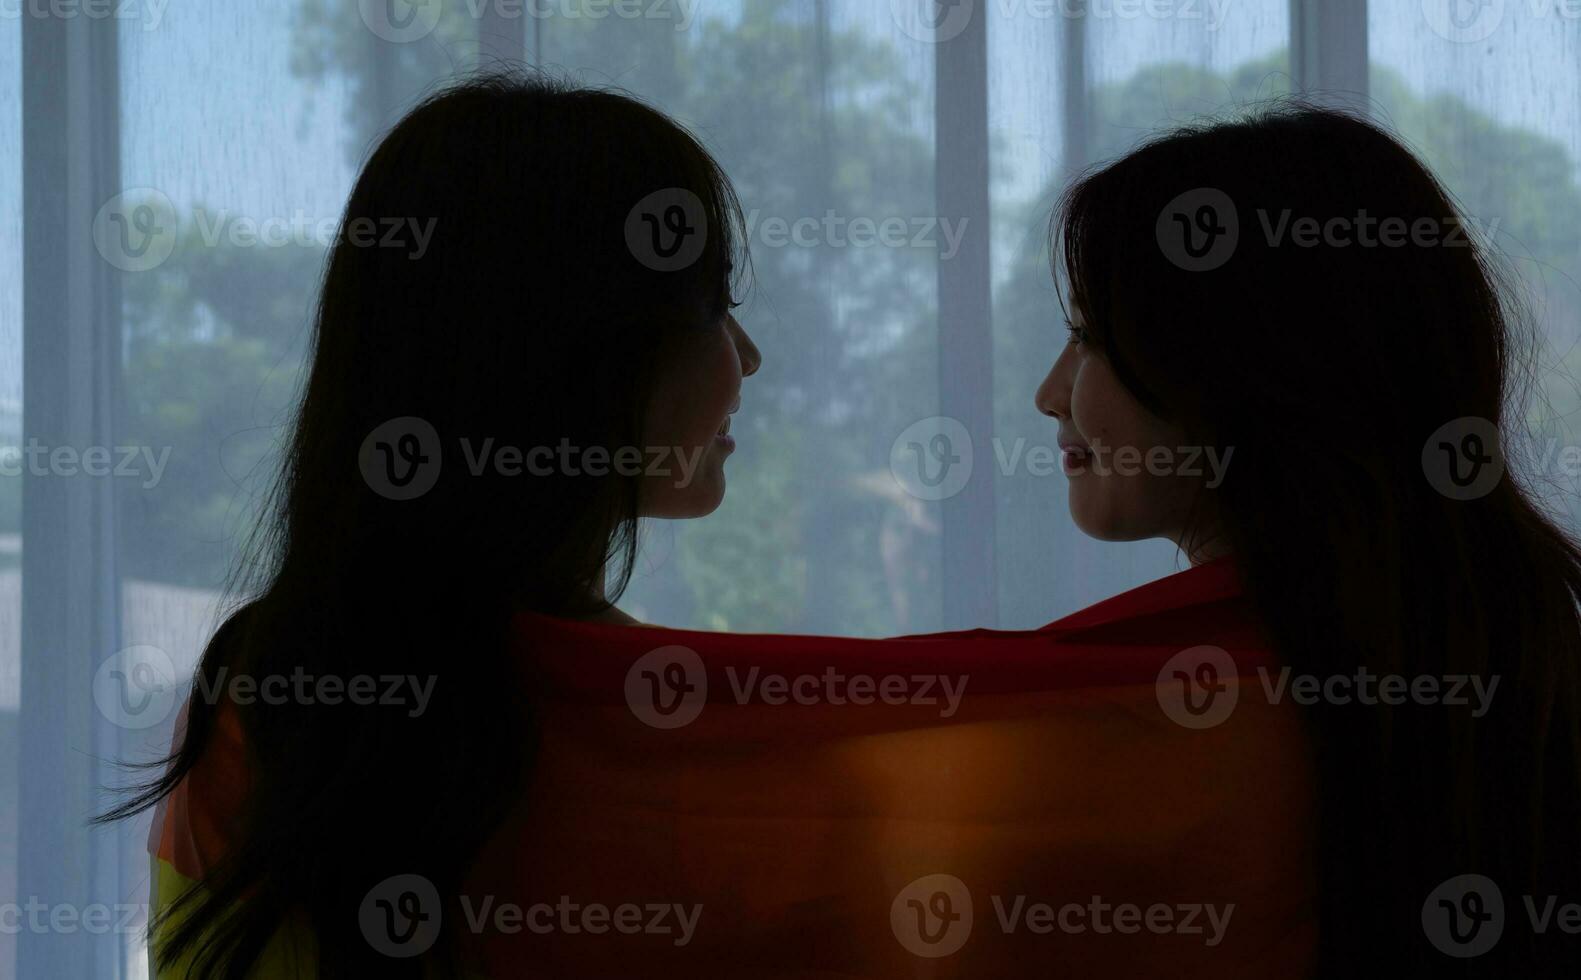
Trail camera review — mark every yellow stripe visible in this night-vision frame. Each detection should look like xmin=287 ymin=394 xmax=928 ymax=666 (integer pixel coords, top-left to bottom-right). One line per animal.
xmin=149 ymin=856 xmax=318 ymax=979
xmin=149 ymin=858 xmax=496 ymax=978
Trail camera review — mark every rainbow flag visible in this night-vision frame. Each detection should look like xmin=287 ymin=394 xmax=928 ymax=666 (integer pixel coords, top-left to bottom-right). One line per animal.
xmin=151 ymin=558 xmax=1317 ymax=977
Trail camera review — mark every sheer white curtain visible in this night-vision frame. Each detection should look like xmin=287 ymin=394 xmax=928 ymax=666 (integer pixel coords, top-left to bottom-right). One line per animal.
xmin=2 ymin=0 xmax=1578 ymax=975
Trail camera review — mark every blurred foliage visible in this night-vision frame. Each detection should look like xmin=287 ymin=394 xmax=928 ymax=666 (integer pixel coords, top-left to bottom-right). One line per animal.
xmin=116 ymin=12 xmax=1581 ymax=630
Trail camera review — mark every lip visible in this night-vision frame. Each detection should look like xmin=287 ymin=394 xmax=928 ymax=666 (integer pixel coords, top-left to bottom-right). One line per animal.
xmin=716 ymin=400 xmax=739 ymax=451
xmin=1058 ymin=434 xmax=1091 ymax=475
xmin=1057 ymin=431 xmax=1091 ymax=455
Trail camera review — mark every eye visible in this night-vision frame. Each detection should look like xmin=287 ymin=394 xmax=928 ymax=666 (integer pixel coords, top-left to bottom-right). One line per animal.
xmin=1064 ymin=319 xmax=1090 ymax=347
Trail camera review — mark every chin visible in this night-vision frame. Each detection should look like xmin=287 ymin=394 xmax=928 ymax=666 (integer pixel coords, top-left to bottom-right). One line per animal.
xmin=679 ymin=461 xmax=727 ymax=516
xmin=649 ymin=480 xmax=726 ymax=519
xmin=1068 ymin=495 xmax=1145 ymax=543
xmin=684 ymin=485 xmax=726 ymax=518
xmin=704 ymin=476 xmax=728 ymax=511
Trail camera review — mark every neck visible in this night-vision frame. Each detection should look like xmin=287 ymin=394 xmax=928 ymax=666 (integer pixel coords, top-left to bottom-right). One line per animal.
xmin=1175 ymin=525 xmax=1233 ymax=566
xmin=580 ymin=566 xmax=644 ymax=625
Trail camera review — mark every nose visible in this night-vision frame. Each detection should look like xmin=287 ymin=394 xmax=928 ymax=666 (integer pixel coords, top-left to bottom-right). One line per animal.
xmin=729 ymin=315 xmax=762 ymax=378
xmin=1034 ymin=342 xmax=1076 ymax=421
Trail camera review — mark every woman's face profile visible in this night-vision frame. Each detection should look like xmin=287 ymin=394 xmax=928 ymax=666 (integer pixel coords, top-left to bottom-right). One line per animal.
xmin=640 ymin=311 xmax=762 ymax=518
xmin=1035 ymin=306 xmax=1196 ymax=545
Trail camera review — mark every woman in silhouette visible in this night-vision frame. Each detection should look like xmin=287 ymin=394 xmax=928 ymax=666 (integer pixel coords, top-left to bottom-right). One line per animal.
xmin=1035 ymin=101 xmax=1581 ymax=975
xmin=112 ymin=70 xmax=760 ymax=977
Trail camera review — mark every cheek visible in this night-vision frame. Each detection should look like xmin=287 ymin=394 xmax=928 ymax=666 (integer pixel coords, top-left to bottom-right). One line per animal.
xmin=1065 ymin=356 xmax=1191 ymax=540
xmin=698 ymin=332 xmax=741 ymax=417
xmin=688 ymin=332 xmax=742 ymax=434
xmin=645 ymin=330 xmax=736 ymax=445
xmin=1069 ymin=356 xmax=1129 ymax=444
xmin=641 ymin=386 xmax=683 ymax=450
xmin=1070 ymin=355 xmax=1178 ymax=453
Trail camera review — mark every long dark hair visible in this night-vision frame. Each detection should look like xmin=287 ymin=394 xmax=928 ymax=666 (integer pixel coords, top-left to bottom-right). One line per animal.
xmin=103 ymin=69 xmax=747 ymax=977
xmin=1054 ymin=101 xmax=1581 ymax=975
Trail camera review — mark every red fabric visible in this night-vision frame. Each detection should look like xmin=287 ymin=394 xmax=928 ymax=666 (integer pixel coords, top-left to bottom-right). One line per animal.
xmin=151 ymin=698 xmax=249 ymax=881
xmin=154 ymin=558 xmax=1318 ymax=978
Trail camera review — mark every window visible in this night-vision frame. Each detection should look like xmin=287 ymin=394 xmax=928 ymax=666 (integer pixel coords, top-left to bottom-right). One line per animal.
xmin=4 ymin=2 xmax=1577 ymax=975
